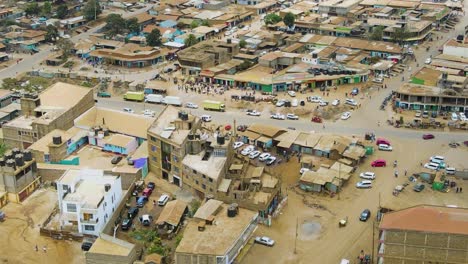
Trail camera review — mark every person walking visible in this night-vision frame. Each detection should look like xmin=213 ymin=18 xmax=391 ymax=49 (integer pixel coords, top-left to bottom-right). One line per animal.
xmin=42 ymin=245 xmax=47 ymax=253
xmin=35 ymin=245 xmax=38 ymax=252
xmin=404 ymin=169 xmax=407 ymax=176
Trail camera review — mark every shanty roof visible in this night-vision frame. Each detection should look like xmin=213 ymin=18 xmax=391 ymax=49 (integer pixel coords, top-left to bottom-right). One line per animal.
xmin=247 ymin=123 xmax=286 ymax=138
xmin=193 ymin=199 xmax=223 ymax=220
xmin=156 ymin=200 xmax=188 ymax=226
xmin=380 ymin=205 xmax=468 ymax=235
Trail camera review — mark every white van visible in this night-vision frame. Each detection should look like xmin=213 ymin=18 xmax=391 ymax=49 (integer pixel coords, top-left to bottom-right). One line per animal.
xmin=345 ymin=98 xmax=358 ymax=106
xmin=162 ymin=96 xmax=182 ymax=106
xmin=158 ymin=194 xmax=170 ymax=206
xmin=430 ymin=156 xmax=445 ymax=164
xmin=146 ymin=94 xmax=164 ymax=104
xmin=451 ymin=112 xmax=458 ymax=121
xmin=424 ymin=162 xmax=439 ymax=170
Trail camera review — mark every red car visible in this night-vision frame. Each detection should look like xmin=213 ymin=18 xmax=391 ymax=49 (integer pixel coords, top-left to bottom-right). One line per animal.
xmin=311 ymin=116 xmax=322 ymax=123
xmin=422 ymin=134 xmax=435 ymax=140
xmin=371 ymin=159 xmax=386 ymax=167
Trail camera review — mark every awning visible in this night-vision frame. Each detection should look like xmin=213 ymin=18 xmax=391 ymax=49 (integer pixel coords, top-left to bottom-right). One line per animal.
xmin=277 ymin=141 xmax=293 ymax=148
xmin=257 ymin=136 xmax=271 ymax=143
xmin=241 ymin=130 xmax=261 ymax=140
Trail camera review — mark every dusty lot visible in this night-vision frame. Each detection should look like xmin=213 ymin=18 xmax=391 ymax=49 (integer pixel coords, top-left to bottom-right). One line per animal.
xmin=0 ymin=188 xmax=84 ymax=264
xmin=241 ymin=136 xmax=468 ymax=264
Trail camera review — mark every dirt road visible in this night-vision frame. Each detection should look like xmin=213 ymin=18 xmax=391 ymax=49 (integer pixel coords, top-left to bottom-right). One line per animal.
xmin=242 ymin=137 xmax=468 ymax=264
xmin=0 ymin=189 xmax=84 ymax=264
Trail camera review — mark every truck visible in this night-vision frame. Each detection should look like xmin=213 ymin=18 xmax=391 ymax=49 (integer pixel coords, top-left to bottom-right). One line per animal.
xmin=123 ymin=92 xmax=145 ymax=102
xmin=162 ymin=96 xmax=182 ymax=106
xmin=202 ymin=100 xmax=225 ymax=112
xmin=145 ymin=94 xmax=164 ymax=104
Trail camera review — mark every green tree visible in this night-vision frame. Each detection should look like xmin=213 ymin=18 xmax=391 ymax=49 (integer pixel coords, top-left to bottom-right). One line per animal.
xmin=391 ymin=27 xmax=410 ymax=45
xmin=41 ymin=1 xmax=52 ymax=17
xmin=201 ymin=20 xmax=210 ymax=26
xmin=24 ymin=3 xmax=40 ymax=16
xmin=283 ymin=12 xmax=295 ymax=28
xmin=57 ymin=38 xmax=74 ymax=59
xmin=105 ymin=13 xmax=126 ymax=36
xmin=190 ymin=20 xmax=199 ymax=29
xmin=1 ymin=78 xmax=17 ymax=90
xmin=239 ymin=39 xmax=247 ymax=49
xmin=264 ymin=13 xmax=282 ymax=25
xmin=184 ymin=34 xmax=198 ymax=47
xmin=56 ymin=4 xmax=68 ymax=19
xmin=189 ymin=199 xmax=201 ymax=216
xmin=369 ymin=26 xmax=384 ymax=41
xmin=45 ymin=25 xmax=59 ymax=42
xmin=146 ymin=28 xmax=162 ymax=47
xmin=83 ymin=0 xmax=102 ymax=21
xmin=237 ymin=60 xmax=253 ymax=71
xmin=126 ymin=17 xmax=140 ymax=33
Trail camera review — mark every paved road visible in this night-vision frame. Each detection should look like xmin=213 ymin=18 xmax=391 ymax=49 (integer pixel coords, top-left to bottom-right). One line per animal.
xmin=0 ymin=4 xmax=155 ymax=84
xmin=96 ymin=98 xmax=468 ymax=142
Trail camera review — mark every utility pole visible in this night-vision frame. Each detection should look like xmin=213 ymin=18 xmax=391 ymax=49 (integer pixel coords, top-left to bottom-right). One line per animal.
xmin=338 ymin=162 xmax=341 ymax=200
xmin=372 ymin=220 xmax=375 ymax=264
xmin=294 ymin=217 xmax=298 ymax=254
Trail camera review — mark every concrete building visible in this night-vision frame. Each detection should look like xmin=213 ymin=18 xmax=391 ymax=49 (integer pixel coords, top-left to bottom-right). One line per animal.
xmin=175 ymin=200 xmax=258 ymax=264
xmin=318 ymin=0 xmax=362 ymax=16
xmin=85 ymin=233 xmax=139 ymax=264
xmin=378 ymin=205 xmax=468 ymax=263
xmin=2 ymin=82 xmax=95 ymax=149
xmin=0 ymin=148 xmax=38 ymax=204
xmin=56 ymin=169 xmax=123 ymax=236
xmin=0 ymin=90 xmax=13 ymax=109
xmin=443 ymin=39 xmax=468 ymax=58
xmin=147 ymin=106 xmax=202 ymax=187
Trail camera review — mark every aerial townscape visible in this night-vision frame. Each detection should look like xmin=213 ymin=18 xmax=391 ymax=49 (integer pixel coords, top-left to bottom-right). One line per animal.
xmin=0 ymin=0 xmax=467 ymax=263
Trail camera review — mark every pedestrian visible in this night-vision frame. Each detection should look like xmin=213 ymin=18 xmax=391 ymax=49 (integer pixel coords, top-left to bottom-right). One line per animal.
xmin=404 ymin=169 xmax=407 ymax=176
xmin=42 ymin=245 xmax=47 ymax=253
xmin=323 ymin=124 xmax=325 ymax=129
xmin=35 ymin=245 xmax=38 ymax=252
xmin=456 ymin=187 xmax=459 ymax=193
xmin=460 ymin=187 xmax=463 ymax=193
xmin=153 ymin=200 xmax=156 ymax=206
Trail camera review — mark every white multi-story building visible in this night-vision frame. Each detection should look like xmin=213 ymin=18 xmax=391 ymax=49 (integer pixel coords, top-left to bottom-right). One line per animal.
xmin=56 ymin=169 xmax=122 ymax=236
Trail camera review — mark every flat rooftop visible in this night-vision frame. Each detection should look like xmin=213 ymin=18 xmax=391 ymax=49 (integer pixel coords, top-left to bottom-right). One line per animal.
xmin=176 ymin=203 xmax=257 ymax=256
xmin=398 ymin=83 xmax=467 ymax=98
xmin=148 ymin=106 xmax=196 ymax=145
xmin=182 ymin=151 xmax=226 ymax=180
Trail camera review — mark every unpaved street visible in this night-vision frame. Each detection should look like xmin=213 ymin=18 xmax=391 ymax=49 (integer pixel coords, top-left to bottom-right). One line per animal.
xmin=242 ymin=136 xmax=468 ymax=264
xmin=0 ymin=189 xmax=83 ymax=264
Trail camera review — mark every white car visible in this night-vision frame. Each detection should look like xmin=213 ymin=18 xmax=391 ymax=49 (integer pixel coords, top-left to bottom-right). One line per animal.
xmin=300 ymin=168 xmax=310 ymax=175
xmin=255 ymin=236 xmax=275 ymax=246
xmin=415 ymin=110 xmax=421 ymax=117
xmin=259 ymin=153 xmax=271 ymax=161
xmin=185 ymin=102 xmax=198 ymax=109
xmin=291 ymin=99 xmax=298 ymax=107
xmin=378 ymin=144 xmax=393 ymax=151
xmin=201 ymin=115 xmax=212 ymax=122
xmin=319 ymin=100 xmax=328 ymax=107
xmin=247 ymin=110 xmax=261 ymax=116
xmin=332 ymin=99 xmax=340 ymax=106
xmin=286 ymin=113 xmax=299 ymax=120
xmin=249 ymin=150 xmax=261 ymax=159
xmin=142 ymin=109 xmax=155 ymax=117
xmin=271 ymin=113 xmax=285 ymax=120
xmin=288 ymin=91 xmax=296 ymax=97
xmin=356 ymin=180 xmax=372 ymax=189
xmin=424 ymin=162 xmax=439 ymax=170
xmin=341 ymin=112 xmax=351 ymax=120
xmin=373 ymin=77 xmax=384 ymax=83
xmin=276 ymin=99 xmax=286 ymax=107
xmin=233 ymin=141 xmax=244 ymax=149
xmin=266 ymin=156 xmax=277 ymax=165
xmin=425 ymin=58 xmax=432 ymax=64
xmin=430 ymin=156 xmax=445 ymax=163
xmin=459 ymin=112 xmax=467 ymax=121
xmin=241 ymin=145 xmax=255 ymax=155
xmin=359 ymin=172 xmax=376 ymax=180
xmin=123 ymin=108 xmax=134 ymax=113
xmin=309 ymin=96 xmax=322 ymax=103
xmin=345 ymin=98 xmax=358 ymax=106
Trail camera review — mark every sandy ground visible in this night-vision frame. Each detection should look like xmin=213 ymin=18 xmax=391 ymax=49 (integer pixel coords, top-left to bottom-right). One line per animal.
xmin=241 ymin=136 xmax=468 ymax=264
xmin=0 ymin=188 xmax=84 ymax=264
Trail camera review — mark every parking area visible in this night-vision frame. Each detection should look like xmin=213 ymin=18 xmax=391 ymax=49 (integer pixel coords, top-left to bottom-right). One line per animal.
xmin=0 ymin=188 xmax=84 ymax=264
xmin=241 ymin=136 xmax=468 ymax=264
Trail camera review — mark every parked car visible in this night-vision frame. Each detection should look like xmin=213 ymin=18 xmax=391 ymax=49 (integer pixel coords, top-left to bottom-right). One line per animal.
xmin=111 ymin=155 xmax=123 ymax=164
xmin=425 ymin=57 xmax=432 ymax=64
xmin=247 ymin=110 xmax=261 ymax=116
xmin=259 ymin=153 xmax=271 ymax=161
xmin=371 ymin=159 xmax=386 ymax=167
xmin=451 ymin=112 xmax=459 ymax=121
xmin=308 ymin=96 xmax=322 ymax=103
xmin=422 ymin=133 xmax=435 ymax=140
xmin=241 ymin=145 xmax=255 ymax=155
xmin=341 ymin=112 xmax=351 ymax=120
xmin=318 ymin=100 xmax=328 ymax=107
xmin=359 ymin=172 xmax=376 ymax=180
xmin=332 ymin=99 xmax=340 ymax=106
xmin=137 ymin=196 xmax=148 ymax=208
xmin=422 ymin=111 xmax=429 ymax=118
xmin=185 ymin=102 xmax=198 ymax=109
xmin=147 ymin=182 xmax=156 ymax=190
xmin=121 ymin=218 xmax=133 ymax=230
xmin=286 ymin=113 xmax=299 ymax=120
xmin=139 ymin=214 xmax=153 ymax=226
xmin=81 ymin=241 xmax=93 ymax=251
xmin=276 ymin=99 xmax=286 ymax=107
xmin=291 ymin=99 xmax=298 ymax=107
xmin=249 ymin=150 xmax=261 ymax=159
xmin=255 ymin=236 xmax=275 ymax=246
xmin=424 ymin=162 xmax=439 ymax=170
xmin=300 ymin=168 xmax=310 ymax=175
xmin=430 ymin=156 xmax=445 ymax=163
xmin=201 ymin=115 xmax=212 ymax=122
xmin=413 ymin=183 xmax=425 ymax=192
xmin=271 ymin=113 xmax=285 ymax=120
xmin=356 ymin=180 xmax=372 ymax=188
xmin=459 ymin=112 xmax=467 ymax=121
xmin=288 ymin=91 xmax=296 ymax=97
xmin=378 ymin=144 xmax=393 ymax=151
xmin=142 ymin=109 xmax=155 ymax=117
xmin=345 ymin=98 xmax=358 ymax=106
xmin=359 ymin=209 xmax=371 ymax=221
xmin=415 ymin=110 xmax=421 ymax=117
xmin=157 ymin=194 xmax=170 ymax=206
xmin=351 ymin=87 xmax=359 ymax=96
xmin=123 ymin=107 xmax=134 ymax=113
xmin=233 ymin=141 xmax=244 ymax=149
xmin=237 ymin=125 xmax=248 ymax=132
xmin=266 ymin=156 xmax=277 ymax=165
xmin=127 ymin=207 xmax=139 ymax=219
xmin=373 ymin=77 xmax=384 ymax=83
